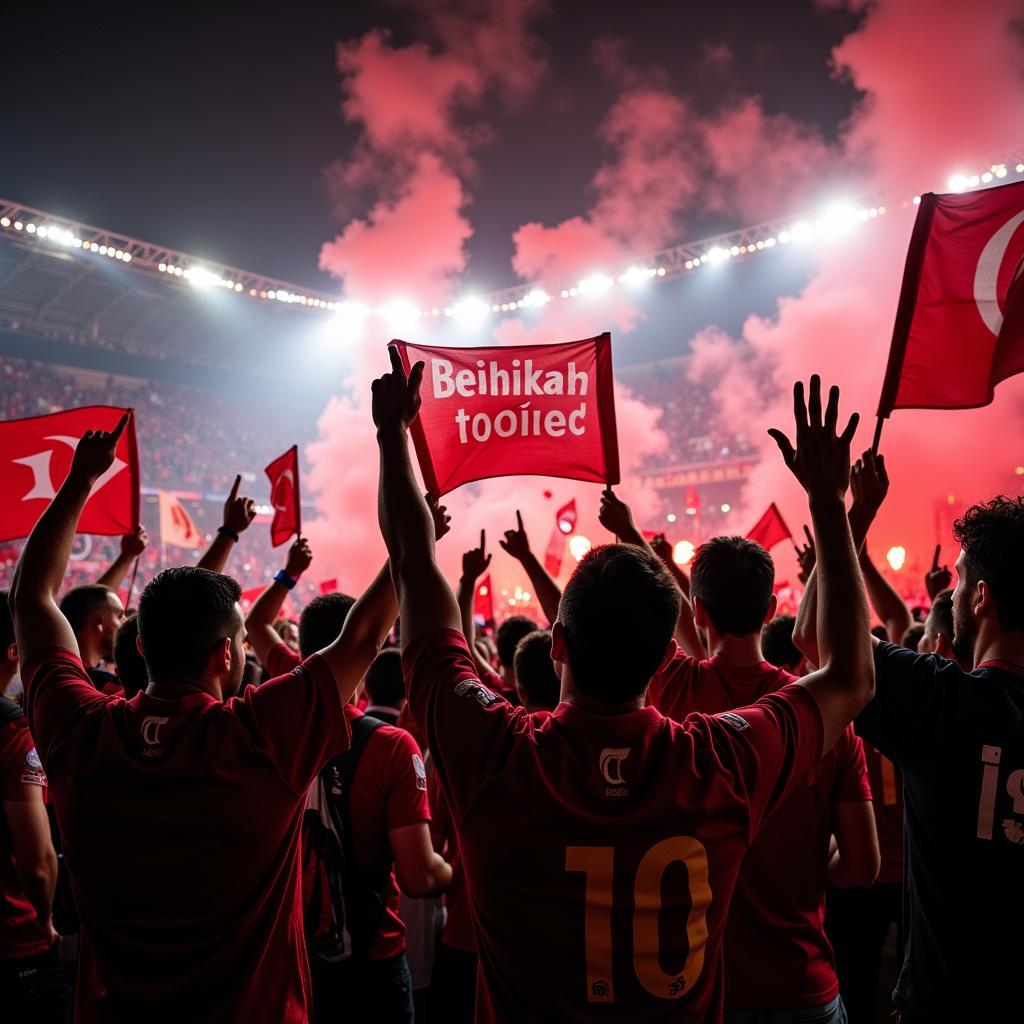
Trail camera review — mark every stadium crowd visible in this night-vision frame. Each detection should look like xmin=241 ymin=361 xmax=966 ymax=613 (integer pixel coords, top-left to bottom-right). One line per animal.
xmin=1 ymin=357 xmax=1021 ymax=1024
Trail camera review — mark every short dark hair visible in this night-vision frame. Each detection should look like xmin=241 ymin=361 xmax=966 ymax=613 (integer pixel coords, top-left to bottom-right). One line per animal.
xmin=902 ymin=622 xmax=925 ymax=652
xmin=299 ymin=593 xmax=357 ymax=658
xmin=496 ymin=615 xmax=538 ymax=667
xmin=761 ymin=615 xmax=801 ymax=671
xmin=559 ymin=544 xmax=680 ymax=702
xmin=0 ymin=590 xmax=13 ymax=651
xmin=113 ymin=612 xmax=148 ymax=699
xmin=364 ymin=647 xmax=404 ymax=707
xmin=59 ymin=584 xmax=115 ymax=635
xmin=137 ymin=568 xmax=241 ymax=681
xmin=513 ymin=629 xmax=560 ymax=710
xmin=954 ymin=496 xmax=1024 ymax=631
xmin=691 ymin=536 xmax=775 ymax=636
xmin=926 ymin=588 xmax=954 ymax=640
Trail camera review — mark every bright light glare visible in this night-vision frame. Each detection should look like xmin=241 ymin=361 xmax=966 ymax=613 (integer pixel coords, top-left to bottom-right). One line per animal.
xmin=378 ymin=298 xmax=421 ymax=331
xmin=568 ymin=534 xmax=592 ymax=561
xmin=817 ymin=202 xmax=858 ymax=238
xmin=523 ymin=288 xmax=550 ymax=307
xmin=334 ymin=301 xmax=370 ymax=335
xmin=720 ymin=503 xmax=731 ymax=513
xmin=578 ymin=273 xmax=614 ymax=295
xmin=673 ymin=540 xmax=695 ymax=566
xmin=558 ymin=515 xmax=574 ymax=535
xmin=948 ymin=173 xmax=968 ymax=192
xmin=707 ymin=246 xmax=729 ymax=264
xmin=886 ymin=546 xmax=907 ymax=571
xmin=453 ymin=295 xmax=490 ymax=324
xmin=185 ymin=266 xmax=218 ymax=288
xmin=622 ymin=265 xmax=653 ymax=287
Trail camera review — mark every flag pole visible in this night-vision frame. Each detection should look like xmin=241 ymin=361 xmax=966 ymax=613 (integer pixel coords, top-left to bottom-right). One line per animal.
xmin=871 ymin=415 xmax=885 ymax=457
xmin=126 ymin=555 xmax=140 ymax=610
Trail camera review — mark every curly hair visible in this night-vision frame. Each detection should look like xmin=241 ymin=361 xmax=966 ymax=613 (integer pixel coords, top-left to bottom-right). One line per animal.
xmin=953 ymin=496 xmax=1024 ymax=631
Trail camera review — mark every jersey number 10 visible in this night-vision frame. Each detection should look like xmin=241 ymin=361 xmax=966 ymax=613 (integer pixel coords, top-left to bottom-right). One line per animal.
xmin=565 ymin=836 xmax=712 ymax=1004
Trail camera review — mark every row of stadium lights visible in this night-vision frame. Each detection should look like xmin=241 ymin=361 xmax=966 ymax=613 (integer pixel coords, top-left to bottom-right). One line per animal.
xmin=2 ymin=162 xmax=1022 ymax=326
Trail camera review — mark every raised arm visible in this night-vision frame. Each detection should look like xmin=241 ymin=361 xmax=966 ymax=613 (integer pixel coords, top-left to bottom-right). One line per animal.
xmin=793 ymin=451 xmax=888 ymax=668
xmin=860 ymin=545 xmax=912 ymax=646
xmin=374 ymin=347 xmax=460 ymax=649
xmin=457 ymin=530 xmax=494 ymax=676
xmin=95 ymin=525 xmax=149 ymax=590
xmin=11 ymin=414 xmax=130 ymax=663
xmin=498 ymin=511 xmax=562 ymax=626
xmin=768 ymin=377 xmax=874 ymax=753
xmin=599 ymin=490 xmax=705 ymax=659
xmin=244 ymin=536 xmax=312 ymax=667
xmin=925 ymin=544 xmax=953 ymax=602
xmin=196 ymin=474 xmax=256 ymax=573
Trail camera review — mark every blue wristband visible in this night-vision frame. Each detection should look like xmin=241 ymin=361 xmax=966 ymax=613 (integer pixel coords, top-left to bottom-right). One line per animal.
xmin=274 ymin=569 xmax=297 ymax=590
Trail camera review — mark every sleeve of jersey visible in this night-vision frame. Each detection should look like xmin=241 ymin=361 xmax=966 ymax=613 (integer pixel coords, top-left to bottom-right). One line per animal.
xmin=402 ymin=627 xmax=518 ymax=824
xmin=265 ymin=642 xmax=302 ymax=679
xmin=834 ymin=725 xmax=873 ymax=803
xmin=644 ymin=640 xmax=692 ymax=713
xmin=697 ymin=683 xmax=824 ymax=841
xmin=383 ymin=728 xmax=432 ymax=831
xmin=20 ymin=648 xmax=109 ymax=768
xmin=854 ymin=642 xmax=959 ymax=762
xmin=0 ymin=718 xmax=48 ymax=800
xmin=236 ymin=653 xmax=351 ymax=794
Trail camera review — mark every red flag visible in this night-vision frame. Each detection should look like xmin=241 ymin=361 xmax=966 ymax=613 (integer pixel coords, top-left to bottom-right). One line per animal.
xmin=241 ymin=585 xmax=295 ymax=620
xmin=265 ymin=445 xmax=301 ymax=548
xmin=474 ymin=575 xmax=494 ymax=622
xmin=0 ymin=405 xmax=139 ymax=542
xmin=544 ymin=498 xmax=577 ymax=576
xmin=319 ymin=578 xmax=338 ymax=595
xmin=391 ymin=335 xmax=620 ymax=496
xmin=158 ymin=490 xmax=201 ymax=549
xmin=746 ymin=503 xmax=792 ymax=551
xmin=878 ymin=180 xmax=1024 ymax=416
xmin=556 ymin=499 xmax=577 ymax=534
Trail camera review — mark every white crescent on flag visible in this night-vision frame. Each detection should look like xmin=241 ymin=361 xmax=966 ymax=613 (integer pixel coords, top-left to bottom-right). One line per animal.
xmin=271 ymin=468 xmax=294 ymax=511
xmin=974 ymin=209 xmax=1024 ymax=336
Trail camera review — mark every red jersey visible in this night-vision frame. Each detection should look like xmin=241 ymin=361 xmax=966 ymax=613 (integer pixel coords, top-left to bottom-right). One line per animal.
xmin=404 ymin=628 xmax=823 ymax=1023
xmin=428 ymin=768 xmax=475 ymax=952
xmin=343 ymin=705 xmax=432 ymax=960
xmin=864 ymin=742 xmax=903 ymax=884
xmin=22 ymin=647 xmax=349 ymax=1023
xmin=0 ymin=706 xmax=50 ymax=960
xmin=646 ymin=646 xmax=872 ymax=1008
xmin=267 ymin=644 xmax=433 ymax=960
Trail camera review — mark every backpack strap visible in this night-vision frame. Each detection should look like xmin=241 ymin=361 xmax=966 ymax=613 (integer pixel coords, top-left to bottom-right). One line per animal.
xmin=0 ymin=696 xmax=24 ymax=727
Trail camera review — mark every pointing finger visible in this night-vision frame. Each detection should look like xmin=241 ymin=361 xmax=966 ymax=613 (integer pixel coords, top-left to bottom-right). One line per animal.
xmin=480 ymin=529 xmax=485 ymax=550
xmin=110 ymin=410 xmax=132 ymax=441
xmin=516 ymin=510 xmax=524 ymax=532
xmin=388 ymin=345 xmax=405 ymax=376
xmin=408 ymin=360 xmax=425 ymax=394
xmin=228 ymin=474 xmax=241 ymax=502
xmin=932 ymin=544 xmax=941 ymax=572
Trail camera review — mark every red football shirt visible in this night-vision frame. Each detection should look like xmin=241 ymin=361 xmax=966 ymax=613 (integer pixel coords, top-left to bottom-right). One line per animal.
xmin=864 ymin=742 xmax=903 ymax=884
xmin=0 ymin=710 xmax=51 ymax=959
xmin=343 ymin=705 xmax=432 ymax=960
xmin=428 ymin=768 xmax=475 ymax=952
xmin=22 ymin=647 xmax=350 ymax=1023
xmin=646 ymin=646 xmax=872 ymax=1008
xmin=404 ymin=628 xmax=823 ymax=1023
xmin=267 ymin=644 xmax=433 ymax=960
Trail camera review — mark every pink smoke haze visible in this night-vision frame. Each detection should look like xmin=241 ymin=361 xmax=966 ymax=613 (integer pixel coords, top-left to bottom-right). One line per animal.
xmin=307 ymin=0 xmax=1024 ymax=614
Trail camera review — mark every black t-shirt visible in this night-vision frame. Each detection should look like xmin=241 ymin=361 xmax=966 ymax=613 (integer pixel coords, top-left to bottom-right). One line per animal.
xmin=856 ymin=642 xmax=1024 ymax=1019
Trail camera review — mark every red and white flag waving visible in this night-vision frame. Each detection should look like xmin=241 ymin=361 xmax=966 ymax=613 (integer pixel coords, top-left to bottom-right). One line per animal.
xmin=746 ymin=503 xmax=792 ymax=551
xmin=158 ymin=490 xmax=201 ymax=549
xmin=474 ymin=575 xmax=495 ymax=623
xmin=265 ymin=445 xmax=301 ymax=548
xmin=0 ymin=405 xmax=139 ymax=542
xmin=391 ymin=335 xmax=620 ymax=496
xmin=878 ymin=179 xmax=1024 ymax=416
xmin=544 ymin=499 xmax=577 ymax=576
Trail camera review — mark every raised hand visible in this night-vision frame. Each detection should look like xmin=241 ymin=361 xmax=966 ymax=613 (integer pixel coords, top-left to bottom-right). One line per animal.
xmin=499 ymin=510 xmax=531 ymax=562
xmin=598 ymin=487 xmax=635 ymax=539
xmin=649 ymin=532 xmax=673 ymax=564
xmin=427 ymin=493 xmax=452 ymax=542
xmin=849 ymin=449 xmax=889 ymax=523
xmin=373 ymin=346 xmax=424 ymax=432
xmin=926 ymin=544 xmax=952 ymax=599
xmin=69 ymin=412 xmax=130 ymax=487
xmin=768 ymin=376 xmax=859 ymax=504
xmin=284 ymin=536 xmax=313 ymax=579
xmin=222 ymin=475 xmax=257 ymax=535
xmin=462 ymin=529 xmax=492 ymax=582
xmin=121 ymin=524 xmax=149 ymax=558
xmin=796 ymin=524 xmax=816 ymax=584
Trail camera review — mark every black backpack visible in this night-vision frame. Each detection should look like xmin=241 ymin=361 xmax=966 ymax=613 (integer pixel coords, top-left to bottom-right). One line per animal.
xmin=301 ymin=713 xmax=394 ymax=963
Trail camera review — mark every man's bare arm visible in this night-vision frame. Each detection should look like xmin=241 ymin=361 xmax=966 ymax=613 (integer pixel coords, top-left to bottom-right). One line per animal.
xmin=860 ymin=546 xmax=912 ymax=646
xmin=498 ymin=512 xmax=562 ymax=626
xmin=244 ymin=536 xmax=312 ymax=666
xmin=96 ymin=525 xmax=148 ymax=590
xmin=11 ymin=414 xmax=130 ymax=663
xmin=457 ymin=530 xmax=496 ymax=677
xmin=6 ymin=793 xmax=58 ymax=935
xmin=196 ymin=475 xmax=257 ymax=573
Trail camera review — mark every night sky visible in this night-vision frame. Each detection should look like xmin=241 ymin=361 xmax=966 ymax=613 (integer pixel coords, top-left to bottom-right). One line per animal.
xmin=1 ymin=1 xmax=859 ymax=310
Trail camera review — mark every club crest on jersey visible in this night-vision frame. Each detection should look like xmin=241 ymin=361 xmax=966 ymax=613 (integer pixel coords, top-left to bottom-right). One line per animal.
xmin=453 ymin=678 xmax=501 ymax=707
xmin=718 ymin=712 xmax=750 ymax=732
xmin=599 ymin=747 xmax=630 ymax=795
xmin=141 ymin=715 xmax=170 ymax=756
xmin=412 ymin=753 xmax=427 ymax=791
xmin=21 ymin=747 xmax=46 ymax=786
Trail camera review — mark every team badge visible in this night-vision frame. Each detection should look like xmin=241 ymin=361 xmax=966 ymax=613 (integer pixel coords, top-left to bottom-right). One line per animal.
xmin=21 ymin=747 xmax=46 ymax=786
xmin=453 ymin=678 xmax=501 ymax=707
xmin=412 ymin=753 xmax=427 ymax=791
xmin=718 ymin=712 xmax=750 ymax=732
